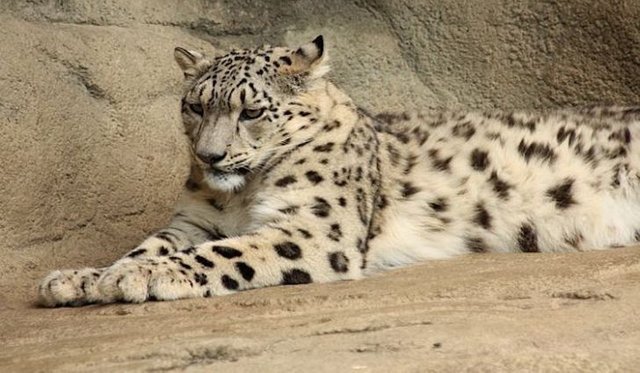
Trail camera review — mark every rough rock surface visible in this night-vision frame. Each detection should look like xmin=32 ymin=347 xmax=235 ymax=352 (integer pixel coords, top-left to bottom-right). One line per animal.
xmin=1 ymin=1 xmax=640 ymax=371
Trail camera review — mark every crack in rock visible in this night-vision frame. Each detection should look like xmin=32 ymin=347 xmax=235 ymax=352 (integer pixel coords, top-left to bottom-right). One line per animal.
xmin=138 ymin=346 xmax=260 ymax=371
xmin=552 ymin=291 xmax=616 ymax=301
xmin=312 ymin=320 xmax=433 ymax=336
xmin=36 ymin=46 xmax=112 ymax=102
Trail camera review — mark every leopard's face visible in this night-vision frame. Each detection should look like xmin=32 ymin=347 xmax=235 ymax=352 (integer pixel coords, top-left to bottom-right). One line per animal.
xmin=175 ymin=37 xmax=327 ymax=192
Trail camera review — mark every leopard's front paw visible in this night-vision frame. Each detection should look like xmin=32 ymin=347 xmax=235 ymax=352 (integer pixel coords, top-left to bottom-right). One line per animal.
xmin=96 ymin=258 xmax=152 ymax=303
xmin=38 ymin=268 xmax=103 ymax=307
xmin=97 ymin=258 xmax=203 ymax=304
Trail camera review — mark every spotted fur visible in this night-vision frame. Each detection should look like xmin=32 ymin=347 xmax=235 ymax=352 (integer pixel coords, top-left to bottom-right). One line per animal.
xmin=38 ymin=36 xmax=640 ymax=307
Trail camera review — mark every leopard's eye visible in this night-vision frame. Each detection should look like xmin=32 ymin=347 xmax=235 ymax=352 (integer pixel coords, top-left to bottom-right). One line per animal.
xmin=189 ymin=103 xmax=204 ymax=116
xmin=239 ymin=108 xmax=265 ymax=122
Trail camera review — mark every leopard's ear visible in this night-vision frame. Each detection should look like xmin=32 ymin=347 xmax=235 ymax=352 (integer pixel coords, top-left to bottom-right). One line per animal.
xmin=279 ymin=35 xmax=329 ymax=79
xmin=173 ymin=47 xmax=211 ymax=80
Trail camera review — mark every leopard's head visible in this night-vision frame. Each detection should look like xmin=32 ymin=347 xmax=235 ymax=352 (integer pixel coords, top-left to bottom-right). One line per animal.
xmin=174 ymin=36 xmax=329 ymax=192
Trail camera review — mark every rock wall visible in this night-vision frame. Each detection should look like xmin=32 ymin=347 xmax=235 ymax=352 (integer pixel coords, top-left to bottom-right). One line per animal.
xmin=1 ymin=0 xmax=639 ymax=300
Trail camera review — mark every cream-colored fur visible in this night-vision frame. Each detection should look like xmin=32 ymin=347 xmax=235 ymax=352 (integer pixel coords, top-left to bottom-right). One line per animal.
xmin=38 ymin=37 xmax=640 ymax=307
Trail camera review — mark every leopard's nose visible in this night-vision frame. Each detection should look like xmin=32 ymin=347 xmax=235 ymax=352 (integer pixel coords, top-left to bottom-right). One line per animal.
xmin=196 ymin=151 xmax=227 ymax=166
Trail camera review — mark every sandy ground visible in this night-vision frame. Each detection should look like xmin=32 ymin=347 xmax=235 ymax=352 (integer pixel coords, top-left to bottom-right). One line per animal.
xmin=2 ymin=248 xmax=640 ymax=372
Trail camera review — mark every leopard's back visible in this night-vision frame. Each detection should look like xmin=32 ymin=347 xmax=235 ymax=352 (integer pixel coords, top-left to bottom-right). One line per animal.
xmin=366 ymin=107 xmax=640 ymax=270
